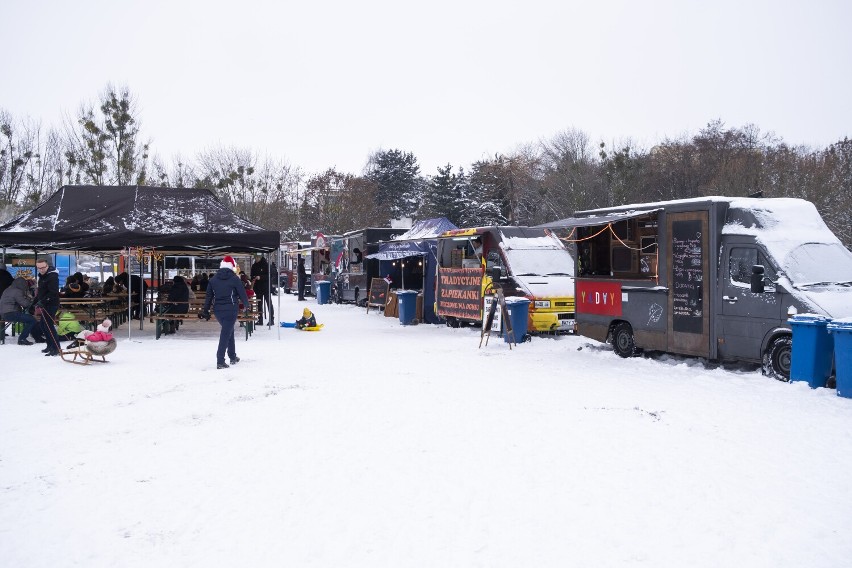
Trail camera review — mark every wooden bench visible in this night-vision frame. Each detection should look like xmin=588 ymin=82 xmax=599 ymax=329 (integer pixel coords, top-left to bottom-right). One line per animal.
xmin=0 ymin=318 xmax=12 ymax=344
xmin=153 ymin=298 xmax=259 ymax=340
xmin=60 ymin=298 xmax=128 ymax=330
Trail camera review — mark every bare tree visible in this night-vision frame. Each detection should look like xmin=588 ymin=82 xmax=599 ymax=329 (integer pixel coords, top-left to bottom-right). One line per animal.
xmin=0 ymin=110 xmax=37 ymax=205
xmin=63 ymin=84 xmax=149 ymax=186
xmin=539 ymin=128 xmax=602 ymax=216
xmin=195 ymin=145 xmax=303 ymax=230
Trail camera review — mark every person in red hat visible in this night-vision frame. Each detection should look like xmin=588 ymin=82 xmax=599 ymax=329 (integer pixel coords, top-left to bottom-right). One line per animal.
xmin=201 ymin=255 xmax=250 ymax=369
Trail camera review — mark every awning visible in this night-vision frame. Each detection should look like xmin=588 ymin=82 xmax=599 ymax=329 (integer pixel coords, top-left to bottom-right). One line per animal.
xmin=536 ymin=208 xmax=662 ymax=229
xmin=366 ymin=240 xmax=427 ymax=260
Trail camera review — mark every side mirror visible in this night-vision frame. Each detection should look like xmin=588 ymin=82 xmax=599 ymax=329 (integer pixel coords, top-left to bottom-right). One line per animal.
xmin=751 ymin=265 xmax=765 ymax=293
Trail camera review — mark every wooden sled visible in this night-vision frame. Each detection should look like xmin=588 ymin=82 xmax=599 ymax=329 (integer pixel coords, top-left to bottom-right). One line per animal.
xmin=60 ymin=338 xmax=117 ymax=365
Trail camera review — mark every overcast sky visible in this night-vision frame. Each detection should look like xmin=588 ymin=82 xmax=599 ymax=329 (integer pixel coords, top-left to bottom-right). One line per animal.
xmin=3 ymin=0 xmax=850 ymax=177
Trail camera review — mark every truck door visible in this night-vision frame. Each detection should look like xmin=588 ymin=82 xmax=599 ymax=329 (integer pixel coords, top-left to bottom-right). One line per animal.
xmin=718 ymin=240 xmax=781 ymax=361
xmin=666 ymin=211 xmax=711 ymax=357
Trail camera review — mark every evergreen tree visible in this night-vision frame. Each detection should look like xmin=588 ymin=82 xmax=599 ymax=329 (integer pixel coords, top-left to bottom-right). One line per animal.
xmin=365 ymin=149 xmax=425 ymax=221
xmin=462 ymin=159 xmax=506 ymax=227
xmin=419 ymin=163 xmax=466 ymax=224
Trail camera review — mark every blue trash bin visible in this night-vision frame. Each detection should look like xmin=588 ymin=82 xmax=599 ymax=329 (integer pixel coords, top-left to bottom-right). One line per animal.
xmin=789 ymin=314 xmax=834 ymax=388
xmin=828 ymin=320 xmax=852 ymax=398
xmin=315 ymin=280 xmax=331 ymax=305
xmin=503 ymin=297 xmax=530 ymax=344
xmin=396 ymin=290 xmax=417 ymax=325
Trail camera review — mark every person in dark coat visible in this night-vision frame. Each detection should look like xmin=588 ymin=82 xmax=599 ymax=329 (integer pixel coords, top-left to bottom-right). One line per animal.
xmin=115 ymin=272 xmax=148 ymax=319
xmin=73 ymin=272 xmax=89 ymax=296
xmin=34 ymin=258 xmax=62 ymax=356
xmin=62 ymin=275 xmax=85 ymax=298
xmin=102 ymin=276 xmax=116 ymax=295
xmin=297 ymin=255 xmax=307 ymax=301
xmin=250 ymin=255 xmax=274 ymax=325
xmin=0 ymin=276 xmax=37 ymax=345
xmin=201 ymin=256 xmax=249 ymax=369
xmin=0 ymin=267 xmax=13 ymax=298
xmin=162 ymin=275 xmax=190 ymax=335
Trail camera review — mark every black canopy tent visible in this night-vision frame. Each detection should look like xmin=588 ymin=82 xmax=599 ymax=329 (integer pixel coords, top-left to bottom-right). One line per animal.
xmin=0 ymin=185 xmax=280 ymax=252
xmin=0 ymin=185 xmax=281 ymax=338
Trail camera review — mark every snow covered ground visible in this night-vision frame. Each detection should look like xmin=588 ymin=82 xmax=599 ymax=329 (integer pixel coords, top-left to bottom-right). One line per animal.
xmin=2 ymin=292 xmax=851 ymax=567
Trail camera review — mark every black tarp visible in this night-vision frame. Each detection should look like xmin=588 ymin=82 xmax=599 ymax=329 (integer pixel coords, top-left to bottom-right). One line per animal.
xmin=0 ymin=185 xmax=280 ymax=253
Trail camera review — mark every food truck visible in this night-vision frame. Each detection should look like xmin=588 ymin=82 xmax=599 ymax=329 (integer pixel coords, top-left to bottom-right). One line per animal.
xmin=331 ymin=228 xmax=407 ymax=305
xmin=279 ymin=241 xmax=309 ymax=294
xmin=541 ymin=196 xmax=852 ymax=379
xmin=435 ymin=227 xmax=576 ymax=332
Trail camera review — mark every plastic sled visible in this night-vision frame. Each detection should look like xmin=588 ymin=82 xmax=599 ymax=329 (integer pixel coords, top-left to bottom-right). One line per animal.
xmin=298 ymin=324 xmax=324 ymax=332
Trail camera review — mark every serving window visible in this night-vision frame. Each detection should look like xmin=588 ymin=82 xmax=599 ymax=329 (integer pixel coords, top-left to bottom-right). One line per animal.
xmin=576 ymin=213 xmax=659 ymax=280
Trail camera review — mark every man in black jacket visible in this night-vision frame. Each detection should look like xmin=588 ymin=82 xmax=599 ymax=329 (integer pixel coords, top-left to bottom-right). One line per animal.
xmin=201 ymin=256 xmax=250 ymax=369
xmin=250 ymin=255 xmax=274 ymax=326
xmin=115 ymin=272 xmax=148 ymax=319
xmin=297 ymin=256 xmax=307 ymax=301
xmin=34 ymin=258 xmax=62 ymax=356
xmin=162 ymin=275 xmax=190 ymax=335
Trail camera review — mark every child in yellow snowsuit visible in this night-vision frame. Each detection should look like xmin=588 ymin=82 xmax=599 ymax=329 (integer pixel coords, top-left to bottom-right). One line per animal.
xmin=295 ymin=307 xmax=317 ymax=330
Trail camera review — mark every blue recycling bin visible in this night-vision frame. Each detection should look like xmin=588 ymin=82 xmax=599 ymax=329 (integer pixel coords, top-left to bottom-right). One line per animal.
xmin=788 ymin=314 xmax=834 ymax=388
xmin=315 ymin=280 xmax=331 ymax=305
xmin=396 ymin=290 xmax=417 ymax=325
xmin=503 ymin=297 xmax=530 ymax=344
xmin=828 ymin=320 xmax=852 ymax=398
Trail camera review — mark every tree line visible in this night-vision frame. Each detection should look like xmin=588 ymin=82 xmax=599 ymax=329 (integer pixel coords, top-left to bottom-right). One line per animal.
xmin=2 ymin=85 xmax=850 ymax=247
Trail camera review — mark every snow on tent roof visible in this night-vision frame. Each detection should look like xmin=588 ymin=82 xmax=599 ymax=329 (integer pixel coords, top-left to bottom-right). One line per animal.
xmin=391 ymin=218 xmax=459 ymax=241
xmin=0 ymin=185 xmax=280 ymax=253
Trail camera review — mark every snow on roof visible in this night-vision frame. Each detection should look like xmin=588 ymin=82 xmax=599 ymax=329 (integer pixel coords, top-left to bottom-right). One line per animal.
xmin=723 ymin=198 xmax=841 ymax=262
xmin=392 ymin=218 xmax=458 ymax=241
xmin=499 ymin=233 xmax=566 ymax=250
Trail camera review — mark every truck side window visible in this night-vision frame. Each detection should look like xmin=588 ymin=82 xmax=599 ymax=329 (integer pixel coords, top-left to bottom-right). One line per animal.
xmin=730 ymin=247 xmax=776 ymax=288
xmin=730 ymin=248 xmax=758 ymax=285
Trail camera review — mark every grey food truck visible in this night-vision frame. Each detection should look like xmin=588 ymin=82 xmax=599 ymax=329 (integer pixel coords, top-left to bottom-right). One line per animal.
xmin=331 ymin=227 xmax=407 ymax=305
xmin=542 ymin=197 xmax=852 ymax=379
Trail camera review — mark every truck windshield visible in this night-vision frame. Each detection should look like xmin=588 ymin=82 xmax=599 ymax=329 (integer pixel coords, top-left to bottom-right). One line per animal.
xmin=785 ymin=243 xmax=852 ymax=286
xmin=503 ymin=246 xmax=574 ymax=277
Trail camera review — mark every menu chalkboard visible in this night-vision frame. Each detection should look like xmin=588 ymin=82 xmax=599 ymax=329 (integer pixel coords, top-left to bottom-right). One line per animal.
xmin=671 ymin=220 xmax=704 ymax=334
xmin=368 ymin=278 xmax=389 ymax=306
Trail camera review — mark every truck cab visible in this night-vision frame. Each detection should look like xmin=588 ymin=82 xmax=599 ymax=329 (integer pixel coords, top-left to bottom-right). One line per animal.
xmin=435 ymin=227 xmax=576 ymax=333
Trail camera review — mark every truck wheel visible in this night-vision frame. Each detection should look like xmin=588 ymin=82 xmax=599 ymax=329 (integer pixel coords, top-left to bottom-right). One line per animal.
xmin=612 ymin=322 xmax=637 ymax=358
xmin=763 ymin=335 xmax=792 ymax=381
xmin=446 ymin=317 xmax=460 ymax=328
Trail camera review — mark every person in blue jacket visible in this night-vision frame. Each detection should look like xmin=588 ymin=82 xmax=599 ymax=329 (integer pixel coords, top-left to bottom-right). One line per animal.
xmin=201 ymin=256 xmax=250 ymax=369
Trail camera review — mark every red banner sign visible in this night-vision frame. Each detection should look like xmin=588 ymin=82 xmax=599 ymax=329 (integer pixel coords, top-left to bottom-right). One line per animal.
xmin=436 ymin=267 xmax=483 ymax=320
xmin=576 ymin=281 xmax=622 ymax=316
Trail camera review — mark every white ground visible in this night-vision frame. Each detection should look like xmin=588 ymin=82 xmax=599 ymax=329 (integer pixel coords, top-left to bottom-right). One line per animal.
xmin=2 ymin=292 xmax=851 ymax=567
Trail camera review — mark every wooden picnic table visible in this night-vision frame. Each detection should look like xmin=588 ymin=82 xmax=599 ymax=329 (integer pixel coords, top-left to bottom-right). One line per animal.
xmin=152 ymin=297 xmax=259 ymax=340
